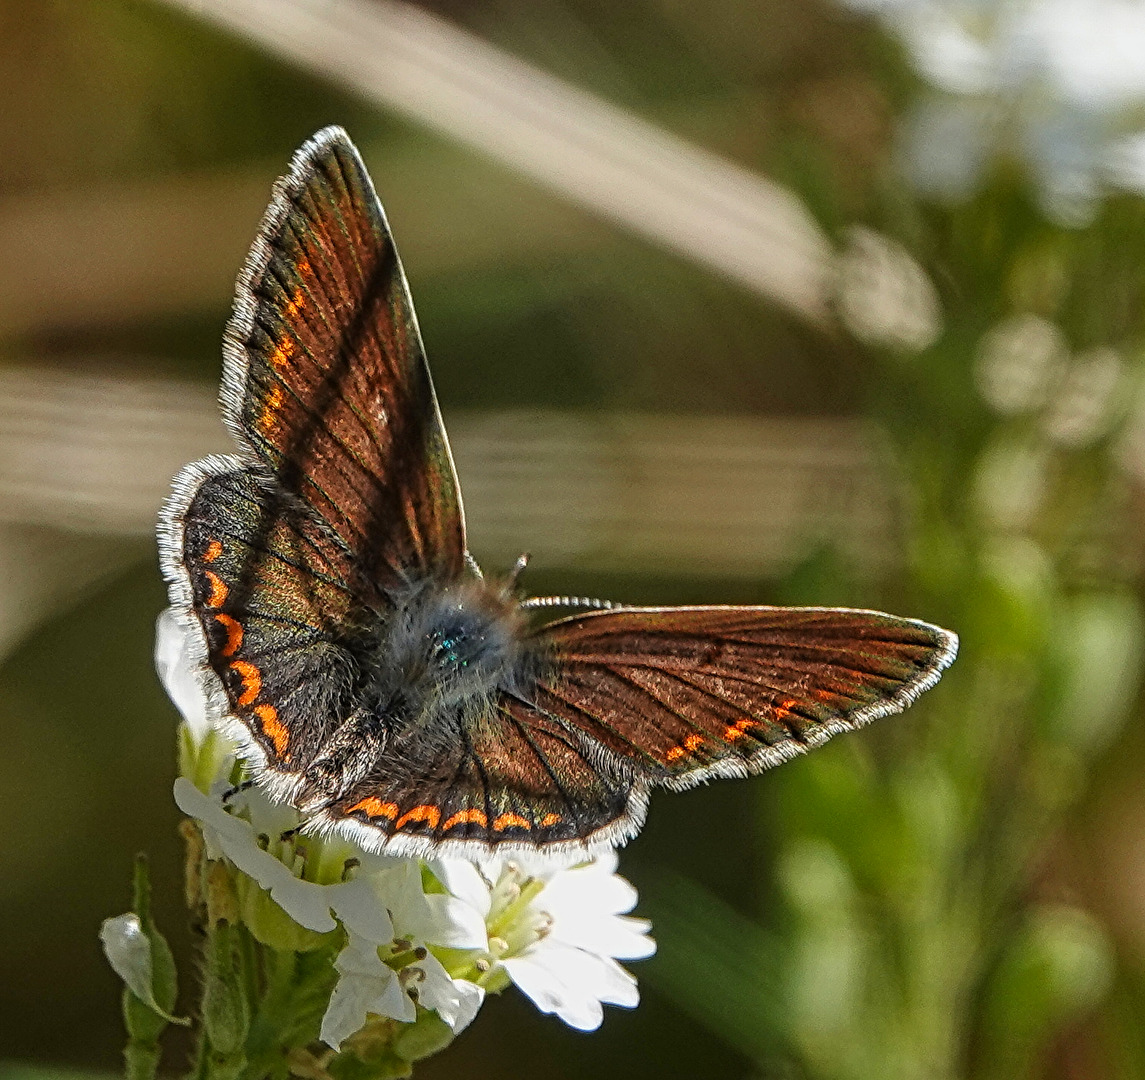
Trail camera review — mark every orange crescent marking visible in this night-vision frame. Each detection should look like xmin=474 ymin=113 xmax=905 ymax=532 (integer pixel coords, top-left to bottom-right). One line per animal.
xmin=539 ymin=813 xmax=562 ymax=828
xmin=253 ymin=704 xmax=289 ymax=757
xmin=774 ymin=698 xmax=799 ymax=723
xmin=230 ymin=660 xmax=261 ymax=706
xmin=204 ymin=540 xmax=223 ymax=563
xmin=723 ymin=719 xmax=754 ymax=742
xmin=214 ymin=614 xmax=243 ymax=657
xmin=258 ymin=384 xmax=286 ymax=435
xmin=395 ymin=804 xmax=441 ymax=831
xmin=346 ymin=797 xmax=399 ymax=820
xmin=684 ymin=734 xmax=704 ymax=752
xmin=268 ymin=336 xmax=295 ymax=372
xmin=204 ymin=570 xmax=228 ymax=608
xmin=666 ymin=745 xmax=686 ymax=762
xmin=493 ymin=812 xmax=531 ymax=832
xmin=284 ymin=283 xmax=307 ymax=319
xmin=442 ymin=808 xmax=488 ymax=831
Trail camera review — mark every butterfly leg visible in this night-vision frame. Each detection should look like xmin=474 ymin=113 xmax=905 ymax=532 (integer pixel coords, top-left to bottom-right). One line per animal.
xmin=296 ymin=708 xmax=386 ymax=814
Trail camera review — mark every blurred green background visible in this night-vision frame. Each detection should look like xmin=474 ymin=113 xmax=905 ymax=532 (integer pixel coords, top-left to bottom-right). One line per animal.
xmin=4 ymin=0 xmax=1145 ymax=1077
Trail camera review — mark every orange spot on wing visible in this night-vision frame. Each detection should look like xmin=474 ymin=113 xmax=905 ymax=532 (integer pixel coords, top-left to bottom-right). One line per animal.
xmin=214 ymin=614 xmax=243 ymax=657
xmin=346 ymin=797 xmax=399 ymax=820
xmin=258 ymin=384 xmax=286 ymax=435
xmin=284 ymin=284 xmax=307 ymax=320
xmin=269 ymin=336 xmax=295 ymax=372
xmin=253 ymin=704 xmax=289 ymax=757
xmin=230 ymin=660 xmax=261 ymax=706
xmin=493 ymin=812 xmax=531 ymax=832
xmin=204 ymin=570 xmax=228 ymax=608
xmin=774 ymin=698 xmax=799 ymax=723
xmin=666 ymin=732 xmax=705 ymax=764
xmin=442 ymin=809 xmax=487 ymax=831
xmin=723 ymin=719 xmax=755 ymax=742
xmin=204 ymin=540 xmax=223 ymax=562
xmin=539 ymin=813 xmax=562 ymax=828
xmin=396 ymin=804 xmax=441 ymax=831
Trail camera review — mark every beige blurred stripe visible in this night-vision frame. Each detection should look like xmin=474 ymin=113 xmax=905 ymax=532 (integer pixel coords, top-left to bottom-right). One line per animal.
xmin=0 ymin=149 xmax=606 ymax=337
xmin=160 ymin=0 xmax=832 ymax=323
xmin=0 ymin=367 xmax=897 ymax=577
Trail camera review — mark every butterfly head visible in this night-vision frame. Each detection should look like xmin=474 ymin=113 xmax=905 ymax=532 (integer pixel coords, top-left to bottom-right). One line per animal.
xmin=367 ymin=577 xmax=544 ymax=720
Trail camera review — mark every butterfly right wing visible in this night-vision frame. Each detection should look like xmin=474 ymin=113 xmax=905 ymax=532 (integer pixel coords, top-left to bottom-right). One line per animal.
xmin=320 ymin=603 xmax=954 ymax=857
xmin=320 ymin=693 xmax=635 ymax=861
xmin=529 ymin=604 xmax=957 ymax=792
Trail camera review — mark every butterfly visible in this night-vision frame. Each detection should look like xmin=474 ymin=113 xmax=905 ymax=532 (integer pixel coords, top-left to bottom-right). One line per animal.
xmin=159 ymin=126 xmax=958 ymax=863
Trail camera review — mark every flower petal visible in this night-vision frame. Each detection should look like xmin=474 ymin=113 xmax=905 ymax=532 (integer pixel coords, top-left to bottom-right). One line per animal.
xmin=414 ymin=951 xmax=486 ymax=1032
xmin=321 ymin=936 xmax=415 ymax=1048
xmin=541 ymin=859 xmax=639 ymax=917
xmin=427 ymin=857 xmax=494 ymax=917
xmin=533 ymin=943 xmax=641 ymax=1009
xmin=502 ymin=952 xmax=605 ymax=1031
xmin=422 ymin=893 xmax=489 ymax=951
xmin=174 ymin=779 xmax=337 ymax=933
xmin=327 ymin=877 xmax=395 ymax=945
xmin=155 ymin=609 xmax=210 ymax=742
xmin=449 ymin=978 xmax=486 ymax=1034
xmin=548 ymin=911 xmax=657 ymax=961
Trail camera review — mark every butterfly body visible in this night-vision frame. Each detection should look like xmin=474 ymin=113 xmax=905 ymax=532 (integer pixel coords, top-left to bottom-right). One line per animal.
xmin=161 ymin=126 xmax=957 ymax=863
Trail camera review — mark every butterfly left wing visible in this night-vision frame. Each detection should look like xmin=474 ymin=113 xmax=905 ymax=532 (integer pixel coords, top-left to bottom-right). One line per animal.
xmin=224 ymin=126 xmax=466 ymax=586
xmin=529 ymin=605 xmax=958 ymax=792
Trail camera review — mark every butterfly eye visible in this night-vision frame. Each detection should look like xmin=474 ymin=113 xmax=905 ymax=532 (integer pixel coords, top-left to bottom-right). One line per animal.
xmin=428 ymin=626 xmax=470 ymax=668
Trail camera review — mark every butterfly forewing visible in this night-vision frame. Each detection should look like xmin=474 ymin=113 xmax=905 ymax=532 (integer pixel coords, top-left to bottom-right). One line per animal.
xmin=529 ymin=605 xmax=958 ymax=788
xmin=224 ymin=126 xmax=466 ymax=585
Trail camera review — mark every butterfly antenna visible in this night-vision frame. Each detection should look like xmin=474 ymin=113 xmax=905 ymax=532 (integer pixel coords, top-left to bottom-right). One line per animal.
xmin=521 ymin=595 xmax=618 ymax=611
xmin=507 ymin=552 xmax=530 ymax=588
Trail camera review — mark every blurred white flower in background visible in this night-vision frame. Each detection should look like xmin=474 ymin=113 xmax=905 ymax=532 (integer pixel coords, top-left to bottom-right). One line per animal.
xmin=835 ymin=226 xmax=944 ymax=352
xmin=839 ymin=0 xmax=1145 ymax=222
xmin=974 ymin=314 xmax=1068 ymax=415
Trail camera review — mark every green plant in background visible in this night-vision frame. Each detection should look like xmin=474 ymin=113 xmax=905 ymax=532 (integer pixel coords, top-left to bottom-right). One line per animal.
xmin=647 ymin=2 xmax=1145 ymax=1077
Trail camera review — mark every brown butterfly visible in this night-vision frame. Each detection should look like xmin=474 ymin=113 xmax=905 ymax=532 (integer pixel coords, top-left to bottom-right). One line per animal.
xmin=159 ymin=127 xmax=958 ymax=862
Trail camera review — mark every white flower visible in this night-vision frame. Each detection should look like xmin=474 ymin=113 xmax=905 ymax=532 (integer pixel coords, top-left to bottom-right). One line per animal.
xmin=841 ymin=0 xmax=1145 ymax=222
xmin=175 ymin=778 xmax=487 ymax=1048
xmin=430 ymin=851 xmax=656 ymax=1031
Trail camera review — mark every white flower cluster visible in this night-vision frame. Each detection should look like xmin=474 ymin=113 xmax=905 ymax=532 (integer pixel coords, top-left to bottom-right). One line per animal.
xmin=840 ymin=0 xmax=1145 ymax=222
xmin=152 ymin=610 xmax=655 ymax=1048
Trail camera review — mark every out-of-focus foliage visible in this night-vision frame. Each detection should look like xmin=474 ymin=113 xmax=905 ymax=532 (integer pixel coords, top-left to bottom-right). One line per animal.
xmin=4 ymin=1 xmax=1145 ymax=1078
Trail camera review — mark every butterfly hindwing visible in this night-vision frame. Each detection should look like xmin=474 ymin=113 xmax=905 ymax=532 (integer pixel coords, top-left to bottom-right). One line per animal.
xmin=529 ymin=605 xmax=958 ymax=790
xmin=224 ymin=125 xmax=466 ymax=585
xmin=174 ymin=462 xmax=364 ymax=792
xmin=321 ymin=695 xmax=636 ymax=859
